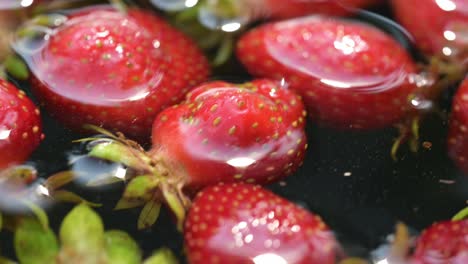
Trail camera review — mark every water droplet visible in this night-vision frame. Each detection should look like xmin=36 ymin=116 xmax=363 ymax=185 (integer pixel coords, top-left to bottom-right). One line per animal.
xmin=150 ymin=0 xmax=199 ymax=11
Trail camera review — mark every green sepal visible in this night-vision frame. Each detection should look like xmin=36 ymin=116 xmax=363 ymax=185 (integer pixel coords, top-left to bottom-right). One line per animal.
xmin=58 ymin=204 xmax=105 ymax=263
xmin=114 ymin=198 xmax=146 ymax=210
xmin=44 ymin=171 xmax=76 ymax=191
xmin=452 ymin=207 xmax=468 ymax=221
xmin=104 ymin=230 xmax=142 ymax=264
xmin=124 ymin=176 xmax=158 ymax=201
xmin=52 ymin=190 xmax=102 ymax=207
xmin=14 ymin=218 xmax=59 ymax=264
xmin=137 ymin=200 xmax=162 ymax=230
xmin=89 ymin=142 xmax=149 ymax=169
xmin=4 ymin=55 xmax=29 ymax=81
xmin=162 ymin=186 xmax=186 ymax=231
xmin=143 ymin=248 xmax=179 ymax=264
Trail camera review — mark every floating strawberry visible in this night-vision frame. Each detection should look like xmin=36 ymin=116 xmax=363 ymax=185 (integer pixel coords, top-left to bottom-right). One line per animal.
xmin=184 ymin=183 xmax=338 ymax=264
xmin=390 ymin=0 xmax=467 ymax=61
xmin=411 ymin=219 xmax=468 ymax=264
xmin=87 ymin=79 xmax=307 ymax=228
xmin=236 ymin=16 xmax=419 ymax=131
xmin=448 ymin=78 xmax=468 ymax=175
xmin=17 ymin=7 xmax=209 ymax=141
xmin=0 ymin=79 xmax=43 ymax=170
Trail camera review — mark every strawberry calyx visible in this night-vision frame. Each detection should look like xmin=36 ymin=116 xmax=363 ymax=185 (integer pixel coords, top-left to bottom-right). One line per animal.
xmin=452 ymin=207 xmax=468 ymax=221
xmin=83 ymin=127 xmax=190 ymax=230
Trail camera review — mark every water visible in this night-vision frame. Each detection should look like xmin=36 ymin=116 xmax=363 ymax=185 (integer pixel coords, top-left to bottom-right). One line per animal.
xmin=1 ymin=1 xmax=467 ymax=263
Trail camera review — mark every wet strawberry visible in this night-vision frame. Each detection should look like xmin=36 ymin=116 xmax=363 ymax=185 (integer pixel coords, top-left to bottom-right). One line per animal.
xmin=184 ymin=183 xmax=338 ymax=264
xmin=237 ymin=16 xmax=418 ymax=130
xmin=0 ymin=79 xmax=43 ymax=170
xmin=411 ymin=219 xmax=468 ymax=264
xmin=448 ymin=78 xmax=468 ymax=175
xmin=150 ymin=79 xmax=307 ymax=189
xmin=391 ymin=0 xmax=468 ymax=60
xmin=23 ymin=7 xmax=209 ymax=141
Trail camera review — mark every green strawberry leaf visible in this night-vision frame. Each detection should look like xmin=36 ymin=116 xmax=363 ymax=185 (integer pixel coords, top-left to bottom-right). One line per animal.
xmin=137 ymin=200 xmax=161 ymax=230
xmin=14 ymin=218 xmax=59 ymax=264
xmin=143 ymin=248 xmax=178 ymax=264
xmin=23 ymin=202 xmax=49 ymax=230
xmin=104 ymin=230 xmax=141 ymax=264
xmin=59 ymin=204 xmax=105 ymax=263
xmin=124 ymin=176 xmax=158 ymax=201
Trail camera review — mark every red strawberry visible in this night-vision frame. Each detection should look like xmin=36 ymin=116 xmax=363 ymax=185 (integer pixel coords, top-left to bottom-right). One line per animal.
xmin=448 ymin=78 xmax=468 ymax=175
xmin=391 ymin=0 xmax=468 ymax=59
xmin=237 ymin=16 xmax=418 ymax=130
xmin=411 ymin=219 xmax=468 ymax=264
xmin=0 ymin=79 xmax=43 ymax=170
xmin=22 ymin=7 xmax=209 ymax=141
xmin=184 ymin=183 xmax=338 ymax=264
xmin=149 ymin=79 xmax=307 ymax=189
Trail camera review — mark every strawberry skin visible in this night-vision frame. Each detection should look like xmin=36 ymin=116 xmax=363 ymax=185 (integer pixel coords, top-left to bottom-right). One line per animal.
xmin=411 ymin=219 xmax=468 ymax=264
xmin=237 ymin=16 xmax=418 ymax=130
xmin=150 ymin=79 xmax=307 ymax=189
xmin=184 ymin=183 xmax=337 ymax=264
xmin=448 ymin=78 xmax=468 ymax=175
xmin=0 ymin=79 xmax=43 ymax=170
xmin=28 ymin=7 xmax=209 ymax=141
xmin=391 ymin=0 xmax=468 ymax=58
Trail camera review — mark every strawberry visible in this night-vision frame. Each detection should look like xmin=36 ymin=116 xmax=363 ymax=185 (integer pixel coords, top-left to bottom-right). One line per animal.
xmin=236 ymin=16 xmax=418 ymax=130
xmin=411 ymin=219 xmax=468 ymax=264
xmin=390 ymin=0 xmax=468 ymax=60
xmin=23 ymin=7 xmax=210 ymax=141
xmin=87 ymin=79 xmax=307 ymax=228
xmin=184 ymin=183 xmax=338 ymax=264
xmin=0 ymin=79 xmax=43 ymax=170
xmin=448 ymin=78 xmax=468 ymax=175
xmin=149 ymin=79 xmax=307 ymax=189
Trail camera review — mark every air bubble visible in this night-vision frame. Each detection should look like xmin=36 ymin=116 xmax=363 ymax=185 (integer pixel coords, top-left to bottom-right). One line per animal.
xmin=11 ymin=25 xmax=52 ymax=56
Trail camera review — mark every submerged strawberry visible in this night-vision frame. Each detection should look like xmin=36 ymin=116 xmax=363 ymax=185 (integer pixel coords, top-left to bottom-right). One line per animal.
xmin=20 ymin=7 xmax=209 ymax=141
xmin=150 ymin=79 xmax=307 ymax=189
xmin=184 ymin=183 xmax=338 ymax=264
xmin=87 ymin=79 xmax=307 ymax=228
xmin=391 ymin=0 xmax=467 ymax=60
xmin=411 ymin=219 xmax=468 ymax=264
xmin=448 ymin=78 xmax=468 ymax=175
xmin=237 ymin=16 xmax=418 ymax=131
xmin=0 ymin=79 xmax=43 ymax=170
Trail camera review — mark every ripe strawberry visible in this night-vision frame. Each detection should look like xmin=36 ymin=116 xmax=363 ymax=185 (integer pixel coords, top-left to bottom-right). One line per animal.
xmin=25 ymin=7 xmax=209 ymax=141
xmin=448 ymin=78 xmax=468 ymax=175
xmin=411 ymin=219 xmax=468 ymax=264
xmin=237 ymin=16 xmax=418 ymax=130
xmin=0 ymin=79 xmax=43 ymax=170
xmin=184 ymin=183 xmax=338 ymax=264
xmin=150 ymin=79 xmax=307 ymax=189
xmin=87 ymin=79 xmax=307 ymax=228
xmin=391 ymin=0 xmax=468 ymax=59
